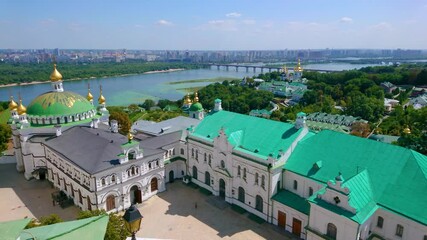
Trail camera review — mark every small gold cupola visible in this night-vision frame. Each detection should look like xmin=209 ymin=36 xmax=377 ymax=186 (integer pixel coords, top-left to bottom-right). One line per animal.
xmin=87 ymin=84 xmax=94 ymax=101
xmin=127 ymin=132 xmax=134 ymax=142
xmin=194 ymin=92 xmax=199 ymax=102
xmin=50 ymin=64 xmax=63 ymax=82
xmin=17 ymin=98 xmax=27 ymax=115
xmin=294 ymin=59 xmax=303 ymax=72
xmin=98 ymin=85 xmax=106 ymax=104
xmin=9 ymin=96 xmax=18 ymax=111
xmin=185 ymin=93 xmax=192 ymax=104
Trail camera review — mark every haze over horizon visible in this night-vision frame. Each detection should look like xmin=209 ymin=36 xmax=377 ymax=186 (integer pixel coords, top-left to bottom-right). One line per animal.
xmin=1 ymin=0 xmax=427 ymax=50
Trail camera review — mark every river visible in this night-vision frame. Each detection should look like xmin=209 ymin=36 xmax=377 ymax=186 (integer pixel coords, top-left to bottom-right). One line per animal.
xmin=0 ymin=63 xmax=380 ymax=106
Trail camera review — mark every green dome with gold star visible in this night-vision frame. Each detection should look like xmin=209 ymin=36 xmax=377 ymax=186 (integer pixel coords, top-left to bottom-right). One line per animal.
xmin=26 ymin=91 xmax=95 ymax=117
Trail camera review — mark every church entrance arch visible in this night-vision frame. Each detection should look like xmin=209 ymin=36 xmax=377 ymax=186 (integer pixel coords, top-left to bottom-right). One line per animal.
xmin=130 ymin=185 xmax=142 ymax=204
xmin=219 ymin=179 xmax=226 ymax=199
xmin=169 ymin=171 xmax=174 ymax=183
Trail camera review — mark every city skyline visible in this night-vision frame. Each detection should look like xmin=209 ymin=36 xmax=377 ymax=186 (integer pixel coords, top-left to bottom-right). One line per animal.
xmin=1 ymin=0 xmax=427 ymax=50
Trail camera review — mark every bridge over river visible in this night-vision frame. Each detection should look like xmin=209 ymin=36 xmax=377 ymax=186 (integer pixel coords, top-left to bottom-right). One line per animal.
xmin=207 ymin=63 xmax=341 ymax=73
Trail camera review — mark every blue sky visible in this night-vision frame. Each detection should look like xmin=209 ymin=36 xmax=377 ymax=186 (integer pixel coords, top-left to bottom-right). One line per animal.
xmin=1 ymin=0 xmax=426 ymax=50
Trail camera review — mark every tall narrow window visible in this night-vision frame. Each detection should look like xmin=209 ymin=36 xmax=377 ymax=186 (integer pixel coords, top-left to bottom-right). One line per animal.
xmin=111 ymin=175 xmax=116 ymax=183
xmin=195 ymin=150 xmax=198 ymax=160
xmin=395 ymin=224 xmax=403 ymax=237
xmin=261 ymin=175 xmax=265 ymax=189
xmin=191 ymin=148 xmax=194 ymax=157
xmin=309 ymin=187 xmax=313 ymax=196
xmin=204 ymin=153 xmax=207 ymax=162
xmin=326 ymin=223 xmax=337 ymax=240
xmin=180 ymin=148 xmax=184 ymax=155
xmin=377 ymin=216 xmax=384 ymax=228
xmin=237 ymin=166 xmax=241 ymax=176
xmin=243 ymin=168 xmax=247 ymax=180
xmin=293 ymin=180 xmax=298 ymax=190
xmin=255 ymin=172 xmax=259 ymax=185
xmin=101 ymin=178 xmax=106 ymax=186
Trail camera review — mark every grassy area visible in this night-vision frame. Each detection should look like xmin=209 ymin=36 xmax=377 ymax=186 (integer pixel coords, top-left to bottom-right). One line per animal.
xmin=231 ymin=204 xmax=247 ymax=214
xmin=0 ymin=109 xmax=11 ymax=124
xmin=248 ymin=213 xmax=266 ymax=224
xmin=167 ymin=77 xmax=239 ymax=85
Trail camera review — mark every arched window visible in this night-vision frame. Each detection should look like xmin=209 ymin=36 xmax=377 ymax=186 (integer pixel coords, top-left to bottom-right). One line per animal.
xmin=326 ymin=223 xmax=337 ymax=239
xmin=204 ymin=153 xmax=207 ymax=162
xmin=255 ymin=195 xmax=263 ymax=212
xmin=238 ymin=187 xmax=245 ymax=203
xmin=192 ymin=166 xmax=198 ymax=180
xmin=261 ymin=175 xmax=265 ymax=189
xmin=191 ymin=148 xmax=194 ymax=157
xmin=255 ymin=172 xmax=259 ymax=185
xmin=237 ymin=166 xmax=241 ymax=176
xmin=78 ymin=189 xmax=83 ymax=204
xmin=101 ymin=178 xmax=106 ymax=186
xmin=377 ymin=216 xmax=384 ymax=228
xmin=173 ymin=148 xmax=175 ymax=155
xmin=209 ymin=154 xmax=212 ymax=162
xmin=180 ymin=148 xmax=184 ymax=155
xmin=208 ymin=159 xmax=211 ymax=166
xmin=293 ymin=180 xmax=298 ymax=190
xmin=111 ymin=175 xmax=116 ymax=183
xmin=205 ymin=171 xmax=210 ymax=186
xmin=131 ymin=167 xmax=135 ymax=175
xmin=221 ymin=160 xmax=225 ymax=168
xmin=309 ymin=187 xmax=313 ymax=196
xmin=195 ymin=150 xmax=199 ymax=160
xmin=243 ymin=168 xmax=247 ymax=180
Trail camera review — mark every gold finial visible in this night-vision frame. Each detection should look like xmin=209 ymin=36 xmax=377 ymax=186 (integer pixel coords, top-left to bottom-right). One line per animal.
xmin=194 ymin=92 xmax=199 ymax=102
xmin=98 ymin=85 xmax=106 ymax=104
xmin=294 ymin=59 xmax=303 ymax=72
xmin=403 ymin=126 xmax=411 ymax=134
xmin=282 ymin=64 xmax=288 ymax=74
xmin=9 ymin=96 xmax=18 ymax=111
xmin=50 ymin=64 xmax=63 ymax=82
xmin=87 ymin=83 xmax=93 ymax=101
xmin=17 ymin=97 xmax=27 ymax=115
xmin=127 ymin=132 xmax=134 ymax=142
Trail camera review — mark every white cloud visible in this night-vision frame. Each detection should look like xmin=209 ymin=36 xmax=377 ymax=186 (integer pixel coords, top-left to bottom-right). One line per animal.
xmin=340 ymin=17 xmax=353 ymax=23
xmin=40 ymin=18 xmax=56 ymax=26
xmin=226 ymin=12 xmax=242 ymax=18
xmin=242 ymin=19 xmax=256 ymax=25
xmin=156 ymin=20 xmax=173 ymax=26
xmin=369 ymin=22 xmax=392 ymax=31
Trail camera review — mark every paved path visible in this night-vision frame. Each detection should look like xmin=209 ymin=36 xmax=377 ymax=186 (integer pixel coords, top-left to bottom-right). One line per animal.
xmin=137 ymin=182 xmax=295 ymax=240
xmin=0 ymin=163 xmax=79 ymax=222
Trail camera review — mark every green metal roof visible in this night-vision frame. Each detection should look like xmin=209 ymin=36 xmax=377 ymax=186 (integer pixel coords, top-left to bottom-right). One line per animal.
xmin=191 ymin=110 xmax=303 ymax=159
xmin=27 ymin=91 xmax=95 ymax=117
xmin=286 ymin=130 xmax=427 ymax=225
xmin=0 ymin=218 xmax=31 ymax=240
xmin=272 ymin=190 xmax=310 ymax=215
xmin=189 ymin=102 xmax=203 ymax=111
xmin=20 ymin=215 xmax=109 ymax=240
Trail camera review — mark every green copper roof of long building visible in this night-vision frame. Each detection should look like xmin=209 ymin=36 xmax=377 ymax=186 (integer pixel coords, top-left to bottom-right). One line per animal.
xmin=191 ymin=110 xmax=303 ymax=159
xmin=285 ymin=130 xmax=427 ymax=225
xmin=26 ymin=91 xmax=95 ymax=117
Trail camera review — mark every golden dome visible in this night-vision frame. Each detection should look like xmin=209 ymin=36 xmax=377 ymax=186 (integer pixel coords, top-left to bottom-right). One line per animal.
xmin=17 ymin=99 xmax=27 ymax=115
xmin=282 ymin=65 xmax=288 ymax=74
xmin=9 ymin=96 xmax=18 ymax=111
xmin=294 ymin=59 xmax=303 ymax=72
xmin=50 ymin=64 xmax=63 ymax=82
xmin=127 ymin=132 xmax=134 ymax=141
xmin=403 ymin=127 xmax=411 ymax=134
xmin=194 ymin=92 xmax=199 ymax=102
xmin=184 ymin=93 xmax=192 ymax=104
xmin=98 ymin=86 xmax=106 ymax=104
xmin=87 ymin=89 xmax=93 ymax=101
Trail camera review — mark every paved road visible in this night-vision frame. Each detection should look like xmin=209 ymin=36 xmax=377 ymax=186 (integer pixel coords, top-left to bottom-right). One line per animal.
xmin=136 ymin=182 xmax=295 ymax=240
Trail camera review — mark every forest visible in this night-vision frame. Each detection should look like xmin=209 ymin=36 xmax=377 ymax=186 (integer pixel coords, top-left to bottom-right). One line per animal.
xmin=0 ymin=61 xmax=205 ymax=85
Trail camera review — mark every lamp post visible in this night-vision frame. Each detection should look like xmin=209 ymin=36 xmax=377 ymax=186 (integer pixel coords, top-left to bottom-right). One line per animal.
xmin=123 ymin=205 xmax=143 ymax=240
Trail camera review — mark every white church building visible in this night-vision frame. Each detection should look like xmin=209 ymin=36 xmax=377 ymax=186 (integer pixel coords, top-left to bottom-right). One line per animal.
xmin=8 ymin=65 xmax=427 ymax=240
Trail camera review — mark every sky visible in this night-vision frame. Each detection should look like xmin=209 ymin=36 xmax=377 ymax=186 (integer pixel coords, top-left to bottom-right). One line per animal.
xmin=0 ymin=0 xmax=427 ymax=50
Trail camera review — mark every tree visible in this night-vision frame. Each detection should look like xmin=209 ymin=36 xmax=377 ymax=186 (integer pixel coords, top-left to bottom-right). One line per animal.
xmin=350 ymin=122 xmax=371 ymax=137
xmin=109 ymin=111 xmax=131 ymax=134
xmin=78 ymin=210 xmax=131 ymax=240
xmin=415 ymin=69 xmax=427 ymax=86
xmin=26 ymin=214 xmax=63 ymax=229
xmin=0 ymin=124 xmax=12 ymax=153
xmin=141 ymin=99 xmax=155 ymax=110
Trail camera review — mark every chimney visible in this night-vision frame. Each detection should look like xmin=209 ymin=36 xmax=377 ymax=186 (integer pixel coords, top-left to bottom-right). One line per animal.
xmin=92 ymin=118 xmax=99 ymax=129
xmin=55 ymin=124 xmax=62 ymax=137
xmin=110 ymin=120 xmax=118 ymax=133
xmin=214 ymin=99 xmax=222 ymax=112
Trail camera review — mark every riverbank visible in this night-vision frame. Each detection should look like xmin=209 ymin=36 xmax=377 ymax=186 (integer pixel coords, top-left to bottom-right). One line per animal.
xmin=0 ymin=68 xmax=186 ymax=89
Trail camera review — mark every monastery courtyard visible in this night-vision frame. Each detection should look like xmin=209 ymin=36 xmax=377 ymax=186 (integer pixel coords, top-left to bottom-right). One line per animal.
xmin=0 ymin=156 xmax=293 ymax=240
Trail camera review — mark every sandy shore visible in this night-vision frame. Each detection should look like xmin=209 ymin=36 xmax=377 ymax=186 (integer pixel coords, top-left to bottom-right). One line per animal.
xmin=0 ymin=68 xmax=186 ymax=89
